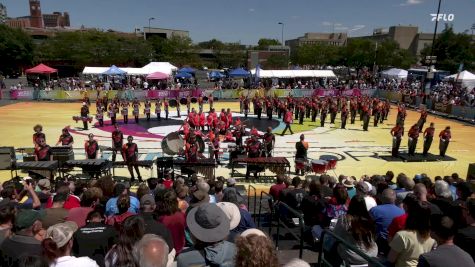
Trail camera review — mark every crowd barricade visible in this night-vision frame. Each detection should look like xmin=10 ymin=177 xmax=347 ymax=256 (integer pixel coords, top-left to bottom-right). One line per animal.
xmin=452 ymin=105 xmax=475 ymax=119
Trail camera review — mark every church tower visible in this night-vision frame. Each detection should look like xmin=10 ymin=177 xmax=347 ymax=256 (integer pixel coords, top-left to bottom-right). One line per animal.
xmin=29 ymin=0 xmax=43 ymax=28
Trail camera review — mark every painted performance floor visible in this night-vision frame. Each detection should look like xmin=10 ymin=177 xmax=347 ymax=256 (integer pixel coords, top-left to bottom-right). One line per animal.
xmin=0 ymin=100 xmax=474 ymax=184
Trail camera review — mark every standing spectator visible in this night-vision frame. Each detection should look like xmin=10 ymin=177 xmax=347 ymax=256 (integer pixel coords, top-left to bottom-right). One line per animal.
xmin=105 ymin=183 xmax=139 ymax=216
xmin=156 ymin=189 xmax=186 ymax=254
xmin=42 ymin=192 xmax=68 ymax=229
xmin=370 ymin=189 xmax=404 ymax=255
xmin=73 ymin=211 xmax=117 ymax=267
xmin=388 ymin=202 xmax=436 ymax=267
xmin=106 ymin=195 xmax=135 ymax=227
xmin=42 ymin=221 xmax=98 ymax=267
xmin=356 ymin=181 xmax=377 ymax=211
xmin=235 ymin=228 xmax=278 ymax=267
xmin=177 ymin=204 xmax=236 ymax=267
xmin=0 ymin=203 xmax=15 ymax=245
xmin=418 ymin=215 xmax=475 ymax=267
xmin=133 ymin=234 xmax=169 ymax=267
xmin=67 ymin=187 xmax=102 ymax=228
xmin=334 ymin=195 xmax=378 ymax=266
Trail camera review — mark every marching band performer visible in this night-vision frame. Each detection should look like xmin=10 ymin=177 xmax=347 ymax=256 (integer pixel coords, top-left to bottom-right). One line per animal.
xmin=266 ymin=97 xmax=273 ymax=120
xmin=175 ymin=97 xmax=181 ymax=117
xmin=362 ymin=102 xmax=371 ymax=131
xmin=80 ymin=103 xmax=90 ymax=130
xmin=208 ymin=94 xmax=214 ymax=111
xmin=423 ymin=122 xmax=435 ymax=156
xmin=226 ymin=108 xmax=233 ymax=128
xmin=211 ymin=134 xmax=221 ymax=164
xmin=185 ymin=131 xmax=199 ymax=163
xmin=186 ymin=95 xmax=191 ymax=114
xmin=96 ymin=103 xmax=104 ymax=127
xmin=33 ymin=124 xmax=46 ymax=147
xmin=330 ymin=100 xmax=338 ymax=124
xmin=122 ymin=136 xmax=142 ymax=182
xmin=245 ymin=134 xmax=262 ymax=180
xmin=198 ymin=110 xmax=206 ymax=131
xmin=198 ymin=95 xmax=204 ymax=113
xmin=298 ymin=102 xmax=305 ymax=125
xmin=121 ymin=99 xmax=129 ymax=124
xmin=295 ymin=134 xmax=308 ymax=176
xmin=320 ymin=101 xmax=328 ymax=127
xmin=188 ymin=108 xmax=197 ymax=129
xmin=111 ymin=124 xmax=124 ymax=162
xmin=350 ymin=98 xmax=357 ymax=124
xmin=233 ymin=125 xmax=245 ymax=147
xmin=281 ymin=108 xmax=294 ymax=136
xmin=243 ymin=97 xmax=250 ymax=119
xmin=391 ymin=123 xmax=404 ymax=157
xmin=417 ymin=107 xmax=428 ymax=133
xmin=341 ymin=103 xmax=348 ymax=129
xmin=407 ymin=124 xmax=420 ymax=156
xmin=164 ymin=98 xmax=169 ymax=120
xmin=262 ymin=127 xmax=275 ymax=157
xmin=144 ymin=99 xmax=152 ymax=121
xmin=439 ymin=126 xmax=451 ymax=157
xmin=56 ymin=128 xmax=74 ymax=147
xmin=155 ymin=99 xmax=162 ymax=121
xmin=396 ymin=103 xmax=407 ymax=127
xmin=108 ymin=102 xmax=116 ymax=126
xmin=132 ymin=98 xmax=140 ymax=123
xmin=85 ymin=133 xmax=99 ymax=159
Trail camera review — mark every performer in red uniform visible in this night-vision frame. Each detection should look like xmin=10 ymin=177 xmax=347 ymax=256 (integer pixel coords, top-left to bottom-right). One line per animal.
xmin=422 ymin=122 xmax=435 ymax=156
xmin=164 ymin=98 xmax=169 ymax=120
xmin=186 ymin=95 xmax=191 ymax=114
xmin=185 ymin=132 xmax=199 ymax=163
xmin=188 ymin=108 xmax=197 ymax=129
xmin=407 ymin=124 xmax=420 ymax=156
xmin=34 ymin=137 xmax=52 ymax=162
xmin=144 ymin=99 xmax=152 ymax=121
xmin=197 ymin=111 xmax=205 ymax=131
xmin=175 ymin=97 xmax=181 ymax=117
xmin=132 ymin=98 xmax=140 ymax=123
xmin=122 ymin=136 xmax=142 ymax=182
xmin=262 ymin=127 xmax=275 ymax=157
xmin=108 ymin=103 xmax=117 ymax=126
xmin=56 ymin=128 xmax=74 ymax=147
xmin=208 ymin=94 xmax=214 ymax=111
xmin=155 ymin=99 xmax=162 ymax=121
xmin=33 ymin=124 xmax=46 ymax=147
xmin=121 ymin=100 xmax=129 ymax=124
xmin=439 ymin=126 xmax=451 ymax=157
xmin=390 ymin=123 xmax=404 ymax=157
xmin=417 ymin=108 xmax=428 ymax=133
xmin=282 ymin=108 xmax=294 ymax=136
xmin=350 ymin=98 xmax=357 ymax=124
xmin=111 ymin=124 xmax=124 ymax=162
xmin=243 ymin=97 xmax=250 ymax=119
xmin=341 ymin=104 xmax=348 ymax=129
xmin=96 ymin=103 xmax=105 ymax=127
xmin=226 ymin=108 xmax=233 ymax=128
xmin=362 ymin=102 xmax=371 ymax=131
xmin=85 ymin=133 xmax=99 ymax=159
xmin=211 ymin=135 xmax=221 ymax=164
xmin=198 ymin=95 xmax=204 ymax=113
xmin=80 ymin=103 xmax=90 ymax=130
xmin=396 ymin=103 xmax=407 ymax=127
xmin=245 ymin=135 xmax=262 ymax=180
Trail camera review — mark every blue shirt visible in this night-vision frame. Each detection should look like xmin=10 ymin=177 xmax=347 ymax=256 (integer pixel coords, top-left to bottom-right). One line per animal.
xmin=347 ymin=188 xmax=356 ymax=199
xmin=105 ymin=196 xmax=140 ymax=216
xmin=369 ymin=204 xmax=404 ymax=240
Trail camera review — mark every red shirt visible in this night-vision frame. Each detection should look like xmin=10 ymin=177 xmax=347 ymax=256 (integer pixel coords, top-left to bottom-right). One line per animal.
xmin=408 ymin=126 xmax=419 ymax=139
xmin=424 ymin=127 xmax=435 ymax=138
xmin=67 ymin=207 xmax=93 ymax=228
xmin=284 ymin=111 xmax=293 ymax=124
xmin=269 ymin=183 xmax=287 ymax=201
xmin=63 ymin=195 xmax=80 ymax=210
xmin=163 ymin=179 xmax=173 ymax=189
xmin=159 ymin=212 xmax=186 ymax=254
xmin=388 ymin=213 xmax=408 ymax=240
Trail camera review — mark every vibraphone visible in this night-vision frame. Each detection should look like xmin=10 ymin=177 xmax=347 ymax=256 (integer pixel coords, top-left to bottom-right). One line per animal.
xmin=51 ymin=146 xmax=74 ymax=167
xmin=64 ymin=159 xmax=112 ymax=177
xmin=113 ymin=160 xmax=155 ymax=177
xmin=15 ymin=160 xmax=59 ymax=179
xmin=231 ymin=157 xmax=291 ymax=179
xmin=173 ymin=159 xmax=216 ymax=179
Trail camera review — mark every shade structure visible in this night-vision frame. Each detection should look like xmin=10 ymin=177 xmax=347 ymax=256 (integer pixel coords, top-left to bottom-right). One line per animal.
xmin=209 ymin=71 xmax=225 ymax=79
xmin=249 ymin=69 xmax=336 ymax=78
xmin=178 ymin=67 xmax=196 ymax=74
xmin=381 ymin=68 xmax=408 ymax=79
xmin=146 ymin=71 xmax=169 ymax=80
xmin=444 ymin=70 xmax=475 ymax=89
xmin=175 ymin=72 xmax=192 ymax=79
xmin=25 ymin=64 xmax=58 ymax=74
xmin=229 ymin=68 xmax=250 ymax=78
xmin=102 ymin=65 xmax=126 ymax=75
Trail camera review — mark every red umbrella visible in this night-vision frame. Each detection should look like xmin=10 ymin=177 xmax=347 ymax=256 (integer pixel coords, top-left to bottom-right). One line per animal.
xmin=146 ymin=71 xmax=169 ymax=80
xmin=25 ymin=63 xmax=58 ymax=74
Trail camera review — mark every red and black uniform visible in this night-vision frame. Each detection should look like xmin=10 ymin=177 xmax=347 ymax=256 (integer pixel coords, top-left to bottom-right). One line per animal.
xmin=266 ymin=98 xmax=273 ymax=120
xmin=164 ymin=99 xmax=169 ymax=120
xmin=438 ymin=129 xmax=451 ymax=157
xmin=298 ymin=104 xmax=305 ymax=125
xmin=208 ymin=95 xmax=214 ymax=111
xmin=262 ymin=132 xmax=275 ymax=157
xmin=81 ymin=105 xmax=90 ymax=130
xmin=198 ymin=96 xmax=204 ymax=113
xmin=407 ymin=125 xmax=420 ymax=156
xmin=423 ymin=126 xmax=435 ymax=156
xmin=58 ymin=133 xmax=74 ymax=146
xmin=282 ymin=110 xmax=294 ymax=135
xmin=185 ymin=142 xmax=199 ymax=163
xmin=35 ymin=144 xmax=52 ymax=161
xmin=109 ymin=104 xmax=117 ymax=125
xmin=255 ymin=99 xmax=262 ymax=120
xmin=85 ymin=140 xmax=99 ymax=159
xmin=122 ymin=142 xmax=141 ymax=181
xmin=330 ymin=102 xmax=338 ymax=124
xmin=121 ymin=102 xmax=129 ymax=124
xmin=320 ymin=102 xmax=328 ymax=127
xmin=33 ymin=132 xmax=46 ymax=147
xmin=144 ymin=101 xmax=152 ymax=121
xmin=186 ymin=96 xmax=191 ymax=114
xmin=417 ymin=110 xmax=428 ymax=132
xmin=211 ymin=138 xmax=220 ymax=164
xmin=96 ymin=105 xmax=104 ymax=127
xmin=111 ymin=130 xmax=123 ymax=162
xmin=341 ymin=105 xmax=348 ymax=129
xmin=350 ymin=99 xmax=357 ymax=124
xmin=245 ymin=138 xmax=262 ymax=180
xmin=396 ymin=105 xmax=407 ymax=126
xmin=362 ymin=103 xmax=371 ymax=131
xmin=243 ymin=98 xmax=250 ymax=118
xmin=391 ymin=125 xmax=404 ymax=157
xmin=132 ymin=102 xmax=140 ymax=123
xmin=311 ymin=100 xmax=318 ymax=122
xmin=155 ymin=100 xmax=162 ymax=121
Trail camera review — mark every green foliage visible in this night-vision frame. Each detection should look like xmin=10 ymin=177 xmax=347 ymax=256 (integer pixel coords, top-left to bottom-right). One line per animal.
xmin=420 ymin=27 xmax=475 ymax=72
xmin=376 ymin=39 xmax=416 ymax=69
xmin=148 ymin=35 xmax=201 ymax=67
xmin=257 ymin=38 xmax=281 ymax=50
xmin=264 ymin=54 xmax=289 ymax=69
xmin=0 ymin=25 xmax=34 ymax=74
xmin=293 ymin=44 xmax=343 ymax=66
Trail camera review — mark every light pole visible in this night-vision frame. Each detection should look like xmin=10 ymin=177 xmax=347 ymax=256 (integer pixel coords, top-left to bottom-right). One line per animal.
xmin=278 ymin=22 xmax=284 ymax=47
xmin=146 ymin=17 xmax=155 ymax=40
xmin=427 ymin=0 xmax=442 ymax=84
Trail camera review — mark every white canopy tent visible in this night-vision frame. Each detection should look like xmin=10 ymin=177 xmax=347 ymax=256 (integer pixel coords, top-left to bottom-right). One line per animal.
xmin=250 ymin=69 xmax=336 ymax=78
xmin=82 ymin=67 xmax=110 ymax=75
xmin=380 ymin=68 xmax=408 ymax=80
xmin=444 ymin=70 xmax=475 ymax=89
xmin=82 ymin=62 xmax=178 ymax=76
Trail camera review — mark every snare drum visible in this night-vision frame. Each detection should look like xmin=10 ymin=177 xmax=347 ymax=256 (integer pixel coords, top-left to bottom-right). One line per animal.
xmin=311 ymin=160 xmax=328 ymax=174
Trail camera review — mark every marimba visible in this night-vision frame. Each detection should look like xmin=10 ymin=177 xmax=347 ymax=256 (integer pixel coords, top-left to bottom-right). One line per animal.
xmin=15 ymin=160 xmax=59 ymax=179
xmin=231 ymin=157 xmax=290 ymax=178
xmin=64 ymin=159 xmax=112 ymax=177
xmin=173 ymin=159 xmax=216 ymax=179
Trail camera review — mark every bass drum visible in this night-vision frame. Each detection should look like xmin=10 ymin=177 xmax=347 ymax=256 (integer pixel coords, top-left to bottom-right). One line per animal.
xmin=169 ymin=99 xmax=177 ymax=107
xmin=180 ymin=98 xmax=187 ymax=105
xmin=161 ymin=132 xmax=184 ymax=155
xmin=196 ymin=135 xmax=206 ymax=153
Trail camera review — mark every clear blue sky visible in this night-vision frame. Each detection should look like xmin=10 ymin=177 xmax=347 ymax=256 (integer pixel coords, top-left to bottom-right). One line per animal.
xmin=2 ymin=0 xmax=474 ymax=45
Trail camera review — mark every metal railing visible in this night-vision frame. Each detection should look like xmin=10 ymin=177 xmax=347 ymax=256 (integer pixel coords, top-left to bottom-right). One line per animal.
xmin=257 ymin=191 xmax=274 ymax=235
xmin=247 ymin=184 xmax=257 ymax=220
xmin=317 ymin=229 xmax=385 ymax=267
xmin=275 ymin=201 xmax=305 ymax=259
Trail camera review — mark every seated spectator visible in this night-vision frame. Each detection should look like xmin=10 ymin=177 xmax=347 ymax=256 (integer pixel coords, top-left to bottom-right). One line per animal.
xmin=301 ymin=180 xmax=326 ymax=228
xmin=370 ymin=188 xmax=404 ymax=255
xmin=216 ymin=202 xmax=242 ymax=242
xmin=388 ymin=194 xmax=419 ymax=241
xmin=222 ymin=189 xmax=255 ymax=235
xmin=0 ymin=203 xmax=14 ymax=245
xmin=454 ymin=198 xmax=475 ymax=260
xmin=106 ymin=194 xmax=135 ymax=227
xmin=431 ymin=180 xmax=453 ymax=215
xmin=42 ymin=192 xmax=68 ymax=229
xmin=418 ymin=215 xmax=475 ymax=267
xmin=177 ymin=204 xmax=236 ymax=267
xmin=73 ymin=210 xmax=117 ymax=267
xmin=133 ymin=234 xmax=169 ymax=267
xmin=283 ymin=258 xmax=311 ymax=267
xmin=105 ymin=183 xmax=139 ymax=216
xmin=278 ymin=177 xmax=294 ymax=202
xmin=334 ymin=195 xmax=378 ymax=266
xmin=67 ymin=187 xmax=102 ymax=228
xmin=325 ymin=184 xmax=349 ymax=225
xmin=284 ymin=177 xmax=307 ymax=210
xmin=18 ymin=255 xmax=49 ymax=267
xmin=63 ymin=179 xmax=83 ymax=210
xmin=235 ymin=228 xmax=278 ymax=267
xmin=386 ymin=171 xmax=397 ymax=189
xmin=136 ymin=184 xmax=150 ymax=202
xmin=269 ymin=175 xmax=287 ymax=201
xmin=138 ymin=194 xmax=174 ymax=253
xmin=388 ymin=202 xmax=436 ymax=267
xmin=175 ymin=185 xmax=189 ymax=213
xmin=396 ymin=174 xmax=415 ymax=206
xmin=320 ymin=174 xmax=334 ymax=198
xmin=413 ymin=184 xmax=442 ymax=215
xmin=0 ymin=209 xmax=44 ymax=266
xmin=36 ymin=179 xmax=53 ymax=208
xmin=156 ymin=189 xmax=186 ymax=254
xmin=356 ymin=181 xmax=377 ymax=211
xmin=214 ymin=181 xmax=224 ymax=203
xmin=342 ymin=177 xmax=356 ymax=199
xmin=42 ymin=221 xmax=98 ymax=267
xmin=104 ymin=215 xmax=145 ymax=267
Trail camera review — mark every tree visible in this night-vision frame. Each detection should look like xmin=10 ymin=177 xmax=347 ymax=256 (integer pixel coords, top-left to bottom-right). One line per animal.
xmin=197 ymin=39 xmax=225 ymax=50
xmin=344 ymin=39 xmax=375 ymax=69
xmin=420 ymin=27 xmax=475 ymax=72
xmin=264 ymin=54 xmax=289 ymax=69
xmin=0 ymin=25 xmax=34 ymax=75
xmin=257 ymin=38 xmax=281 ymax=50
xmin=148 ymin=35 xmax=202 ymax=67
xmin=376 ymin=39 xmax=416 ymax=69
xmin=293 ymin=44 xmax=343 ymax=66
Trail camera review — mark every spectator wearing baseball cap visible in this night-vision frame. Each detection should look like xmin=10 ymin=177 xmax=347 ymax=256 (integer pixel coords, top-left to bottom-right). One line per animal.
xmin=177 ymin=203 xmax=236 ymax=267
xmin=42 ymin=221 xmax=98 ymax=267
xmin=139 ymin=194 xmax=174 ymax=253
xmin=0 ymin=209 xmax=45 ymax=266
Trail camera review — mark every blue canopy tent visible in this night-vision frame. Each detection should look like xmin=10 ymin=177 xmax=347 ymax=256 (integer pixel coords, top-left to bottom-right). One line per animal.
xmin=102 ymin=65 xmax=126 ymax=75
xmin=229 ymin=68 xmax=250 ymax=78
xmin=175 ymin=72 xmax=193 ymax=79
xmin=209 ymin=71 xmax=225 ymax=79
xmin=178 ymin=67 xmax=196 ymax=74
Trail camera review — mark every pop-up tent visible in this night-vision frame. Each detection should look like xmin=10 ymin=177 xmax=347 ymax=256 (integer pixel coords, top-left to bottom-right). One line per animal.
xmin=102 ymin=65 xmax=127 ymax=75
xmin=175 ymin=72 xmax=192 ymax=79
xmin=178 ymin=67 xmax=196 ymax=74
xmin=229 ymin=68 xmax=250 ymax=78
xmin=444 ymin=70 xmax=475 ymax=89
xmin=146 ymin=71 xmax=169 ymax=80
xmin=209 ymin=71 xmax=225 ymax=79
xmin=142 ymin=62 xmax=178 ymax=75
xmin=250 ymin=69 xmax=336 ymax=78
xmin=380 ymin=68 xmax=408 ymax=80
xmin=25 ymin=64 xmax=58 ymax=74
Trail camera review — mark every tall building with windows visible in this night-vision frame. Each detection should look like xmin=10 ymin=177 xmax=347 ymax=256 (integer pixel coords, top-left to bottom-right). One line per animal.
xmin=29 ymin=0 xmax=43 ymax=28
xmin=0 ymin=3 xmax=7 ymax=24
